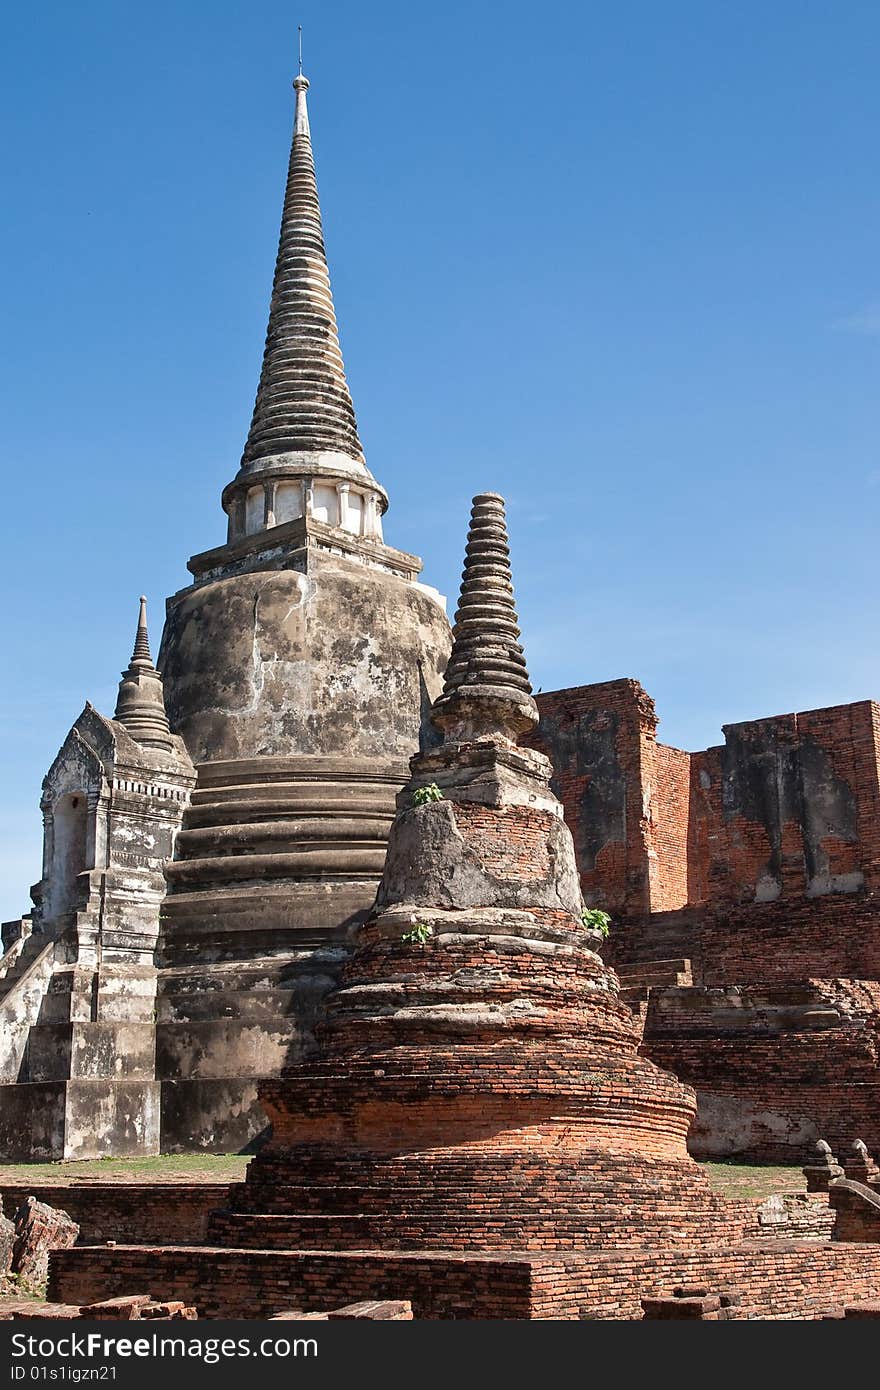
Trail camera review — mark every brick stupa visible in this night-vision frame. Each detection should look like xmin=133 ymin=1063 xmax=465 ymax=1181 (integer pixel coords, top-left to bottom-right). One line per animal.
xmin=176 ymin=495 xmax=746 ymax=1304
xmin=222 ymin=492 xmax=738 ymax=1255
xmin=49 ymin=496 xmax=880 ymax=1316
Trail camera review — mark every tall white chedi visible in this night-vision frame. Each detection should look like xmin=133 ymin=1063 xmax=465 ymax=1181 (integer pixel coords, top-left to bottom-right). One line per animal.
xmin=151 ymin=62 xmax=452 ymax=1152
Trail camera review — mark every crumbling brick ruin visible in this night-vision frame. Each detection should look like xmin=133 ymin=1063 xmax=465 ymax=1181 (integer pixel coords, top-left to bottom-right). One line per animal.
xmin=43 ymin=497 xmax=880 ymax=1318
xmin=529 ymin=682 xmax=880 ymax=1161
xmin=3 ymin=42 xmax=880 ymax=1319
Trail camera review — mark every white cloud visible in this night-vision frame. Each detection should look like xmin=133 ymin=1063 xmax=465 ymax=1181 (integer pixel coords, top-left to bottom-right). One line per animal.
xmin=835 ymin=304 xmax=880 ymax=336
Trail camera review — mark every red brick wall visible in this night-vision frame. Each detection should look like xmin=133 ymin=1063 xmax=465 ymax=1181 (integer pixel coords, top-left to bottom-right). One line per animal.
xmin=700 ymin=703 xmax=880 ymax=908
xmin=530 ymin=680 xmax=658 ymax=916
xmin=534 ymin=683 xmax=880 ymax=919
xmin=640 ymin=966 xmax=880 ymax=1160
xmin=0 ymin=1184 xmax=233 ymax=1246
xmin=49 ymin=1240 xmax=880 ymax=1320
xmin=649 ymin=744 xmax=691 ymax=911
xmin=529 ymin=1242 xmax=880 ymax=1320
xmin=687 ymin=747 xmax=720 ymax=906
xmin=695 ymin=896 xmax=880 ymax=985
xmin=870 ymin=702 xmax=880 ymax=886
xmin=50 ymin=1246 xmax=536 ymax=1320
xmin=650 ymin=1050 xmax=880 ymax=1161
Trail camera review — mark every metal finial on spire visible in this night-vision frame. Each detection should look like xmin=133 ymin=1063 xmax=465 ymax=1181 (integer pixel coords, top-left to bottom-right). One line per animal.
xmin=292 ymin=24 xmax=309 ymax=98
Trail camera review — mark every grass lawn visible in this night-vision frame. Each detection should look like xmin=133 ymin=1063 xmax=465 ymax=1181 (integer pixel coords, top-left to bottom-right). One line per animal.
xmin=0 ymin=1153 xmax=251 ymax=1185
xmin=700 ymin=1161 xmax=806 ymax=1201
xmin=0 ymin=1153 xmax=805 ymax=1201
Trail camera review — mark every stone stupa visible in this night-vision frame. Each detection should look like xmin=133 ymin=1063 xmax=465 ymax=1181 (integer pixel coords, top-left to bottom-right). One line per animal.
xmin=152 ymin=64 xmax=451 ymax=1151
xmin=0 ymin=601 xmax=195 ymax=1161
xmin=0 ymin=59 xmax=451 ymax=1158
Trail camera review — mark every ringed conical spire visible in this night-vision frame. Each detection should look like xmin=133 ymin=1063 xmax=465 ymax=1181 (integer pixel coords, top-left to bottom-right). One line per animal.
xmin=130 ymin=595 xmax=153 ymax=665
xmin=114 ymin=597 xmax=174 ymax=750
xmin=241 ymin=69 xmax=365 ymax=470
xmin=431 ymin=493 xmax=538 ymax=741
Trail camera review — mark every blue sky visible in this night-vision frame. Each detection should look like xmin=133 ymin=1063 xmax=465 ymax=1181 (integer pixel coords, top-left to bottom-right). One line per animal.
xmin=1 ymin=1 xmax=878 ymax=919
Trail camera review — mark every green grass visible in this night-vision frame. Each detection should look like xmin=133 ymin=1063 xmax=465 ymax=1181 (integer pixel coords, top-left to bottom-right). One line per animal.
xmin=0 ymin=1154 xmax=805 ymax=1201
xmin=699 ymin=1161 xmax=806 ymax=1201
xmin=0 ymin=1153 xmax=251 ymax=1185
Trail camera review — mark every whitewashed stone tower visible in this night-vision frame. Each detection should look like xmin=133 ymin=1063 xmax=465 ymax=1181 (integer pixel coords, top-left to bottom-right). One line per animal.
xmin=152 ymin=63 xmax=451 ymax=1150
xmin=0 ymin=602 xmax=195 ymax=1160
xmin=0 ymin=51 xmax=451 ymax=1159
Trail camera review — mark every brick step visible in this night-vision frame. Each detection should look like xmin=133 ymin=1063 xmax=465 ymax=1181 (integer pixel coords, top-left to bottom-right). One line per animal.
xmin=207 ymin=1209 xmax=740 ymax=1252
xmin=155 ymin=986 xmax=303 ymax=1024
xmin=156 ymin=954 xmax=335 ymax=985
xmin=51 ymin=1240 xmax=880 ymax=1320
xmin=609 ymin=914 xmax=700 ymax=967
xmin=190 ymin=761 xmax=404 ymax=791
xmin=230 ymin=1183 xmax=737 ymax=1218
xmin=156 ymin=881 xmax=370 ymax=932
xmin=246 ymin=1153 xmax=720 ymax=1180
xmin=615 ymin=958 xmax=693 ymax=988
xmin=637 ymin=910 xmax=703 ymax=929
xmin=612 ymin=940 xmax=696 ymax=966
xmin=620 ymin=987 xmax=650 ymax=1022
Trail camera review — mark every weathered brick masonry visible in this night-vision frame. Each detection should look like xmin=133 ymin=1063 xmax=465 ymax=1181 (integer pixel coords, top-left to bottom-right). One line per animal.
xmin=0 ymin=1184 xmax=231 ymax=1246
xmin=49 ymin=496 xmax=880 ymax=1318
xmin=526 ymin=681 xmax=661 ymax=917
xmin=530 ymin=686 xmax=880 ymax=917
xmin=693 ymin=899 xmax=880 ymax=985
xmin=50 ymin=1241 xmax=880 ymax=1322
xmin=531 ymin=682 xmax=880 ymax=1161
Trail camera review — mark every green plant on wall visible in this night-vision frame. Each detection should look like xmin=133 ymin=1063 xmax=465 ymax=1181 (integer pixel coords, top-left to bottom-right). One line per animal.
xmin=411 ymin=783 xmax=443 ymax=806
xmin=401 ymin=922 xmax=434 ymax=945
xmin=581 ymin=907 xmax=611 ymax=939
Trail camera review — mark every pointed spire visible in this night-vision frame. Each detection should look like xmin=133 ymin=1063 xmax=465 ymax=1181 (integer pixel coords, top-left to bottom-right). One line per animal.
xmin=241 ymin=66 xmax=365 ymax=471
xmin=114 ymin=597 xmax=174 ymax=749
xmin=431 ymin=493 xmax=538 ymax=742
xmin=130 ymin=596 xmax=153 ymax=665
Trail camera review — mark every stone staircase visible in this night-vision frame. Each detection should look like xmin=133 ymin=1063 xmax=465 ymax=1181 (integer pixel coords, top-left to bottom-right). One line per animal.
xmin=0 ymin=928 xmax=52 ymax=1005
xmin=615 ymin=957 xmax=694 ymax=1024
xmin=606 ymin=907 xmax=701 ymax=1027
xmin=829 ymin=1180 xmax=880 ymax=1241
xmin=0 ymin=927 xmax=61 ymax=1085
